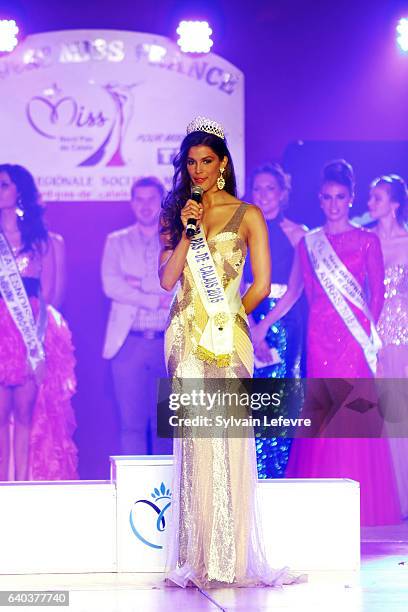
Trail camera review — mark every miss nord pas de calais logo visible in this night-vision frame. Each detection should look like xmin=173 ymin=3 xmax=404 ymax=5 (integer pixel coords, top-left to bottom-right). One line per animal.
xmin=26 ymin=81 xmax=139 ymax=168
xmin=129 ymin=482 xmax=172 ymax=549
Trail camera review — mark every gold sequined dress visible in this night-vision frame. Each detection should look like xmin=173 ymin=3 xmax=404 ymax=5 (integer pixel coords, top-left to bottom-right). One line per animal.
xmin=377 ymin=263 xmax=408 ymax=517
xmin=164 ymin=203 xmax=301 ymax=588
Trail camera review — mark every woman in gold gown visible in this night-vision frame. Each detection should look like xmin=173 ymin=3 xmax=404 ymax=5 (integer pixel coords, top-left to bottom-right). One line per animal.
xmin=368 ymin=174 xmax=408 ymax=517
xmin=159 ymin=117 xmax=304 ymax=588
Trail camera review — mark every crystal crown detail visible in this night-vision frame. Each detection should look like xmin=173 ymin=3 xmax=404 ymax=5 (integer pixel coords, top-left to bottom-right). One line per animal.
xmin=186 ymin=116 xmax=225 ymax=140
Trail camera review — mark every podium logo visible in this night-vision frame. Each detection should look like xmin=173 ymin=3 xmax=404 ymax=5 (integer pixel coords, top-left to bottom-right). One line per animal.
xmin=129 ymin=482 xmax=172 ymax=550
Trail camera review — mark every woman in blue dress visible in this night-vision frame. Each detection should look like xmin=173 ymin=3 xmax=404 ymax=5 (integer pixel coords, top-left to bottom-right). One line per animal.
xmin=244 ymin=163 xmax=307 ymax=477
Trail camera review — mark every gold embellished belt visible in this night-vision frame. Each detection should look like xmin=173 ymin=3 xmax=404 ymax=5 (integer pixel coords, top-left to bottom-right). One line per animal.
xmin=269 ymin=283 xmax=288 ymax=299
xmin=196 ymin=345 xmax=231 ymax=368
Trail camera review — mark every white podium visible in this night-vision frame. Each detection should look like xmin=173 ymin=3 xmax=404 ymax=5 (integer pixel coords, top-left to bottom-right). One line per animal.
xmin=111 ymin=455 xmax=360 ymax=573
xmin=111 ymin=455 xmax=173 ymax=572
xmin=0 ymin=481 xmax=116 ymax=574
xmin=0 ymin=456 xmax=360 ymax=574
xmin=259 ymin=479 xmax=360 ymax=571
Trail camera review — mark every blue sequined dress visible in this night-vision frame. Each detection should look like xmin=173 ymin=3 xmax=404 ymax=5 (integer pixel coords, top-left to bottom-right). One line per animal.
xmin=244 ymin=216 xmax=305 ymax=478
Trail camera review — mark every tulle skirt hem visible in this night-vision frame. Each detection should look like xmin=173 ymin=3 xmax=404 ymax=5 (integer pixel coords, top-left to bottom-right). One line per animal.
xmin=164 ymin=565 xmax=307 ymax=589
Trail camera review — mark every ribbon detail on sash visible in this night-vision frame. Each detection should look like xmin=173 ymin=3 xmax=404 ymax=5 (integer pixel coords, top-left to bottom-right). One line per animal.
xmin=186 ymin=226 xmax=236 ymax=367
xmin=0 ymin=232 xmax=46 ymax=377
xmin=305 ymin=228 xmax=382 ymax=375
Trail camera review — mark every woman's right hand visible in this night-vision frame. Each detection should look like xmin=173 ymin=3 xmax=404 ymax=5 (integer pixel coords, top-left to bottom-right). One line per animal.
xmin=254 ymin=339 xmax=273 ymax=363
xmin=251 ymin=318 xmax=269 ymax=347
xmin=180 ymin=198 xmax=203 ymax=230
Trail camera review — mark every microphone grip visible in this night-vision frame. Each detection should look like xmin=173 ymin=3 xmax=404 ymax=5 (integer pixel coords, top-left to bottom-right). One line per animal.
xmin=185 ymin=218 xmax=197 ymax=238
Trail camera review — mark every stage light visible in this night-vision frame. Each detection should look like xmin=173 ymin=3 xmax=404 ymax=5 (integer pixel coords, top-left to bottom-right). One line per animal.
xmin=396 ymin=17 xmax=408 ymax=52
xmin=176 ymin=20 xmax=213 ymax=53
xmin=0 ymin=19 xmax=19 ymax=52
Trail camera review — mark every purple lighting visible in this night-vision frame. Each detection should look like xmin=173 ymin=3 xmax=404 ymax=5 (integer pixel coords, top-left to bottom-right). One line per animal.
xmin=0 ymin=19 xmax=19 ymax=52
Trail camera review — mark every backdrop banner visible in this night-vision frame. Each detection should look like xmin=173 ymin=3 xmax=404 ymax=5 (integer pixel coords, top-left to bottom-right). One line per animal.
xmin=0 ymin=30 xmax=245 ymax=200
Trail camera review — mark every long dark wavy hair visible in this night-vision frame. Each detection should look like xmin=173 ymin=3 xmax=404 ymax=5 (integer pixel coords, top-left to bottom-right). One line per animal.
xmin=371 ymin=174 xmax=408 ymax=227
xmin=160 ymin=131 xmax=237 ymax=249
xmin=0 ymin=164 xmax=48 ymax=252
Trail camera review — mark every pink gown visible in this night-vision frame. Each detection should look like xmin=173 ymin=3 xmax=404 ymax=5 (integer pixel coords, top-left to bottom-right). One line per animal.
xmin=0 ymin=245 xmax=78 ymax=480
xmin=286 ymin=228 xmax=400 ymax=526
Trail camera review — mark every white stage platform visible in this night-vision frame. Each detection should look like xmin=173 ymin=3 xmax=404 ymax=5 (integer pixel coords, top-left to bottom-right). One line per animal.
xmin=0 ymin=456 xmax=360 ymax=575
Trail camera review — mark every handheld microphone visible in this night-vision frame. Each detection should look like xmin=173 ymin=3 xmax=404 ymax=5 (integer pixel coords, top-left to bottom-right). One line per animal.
xmin=186 ymin=185 xmax=203 ymax=238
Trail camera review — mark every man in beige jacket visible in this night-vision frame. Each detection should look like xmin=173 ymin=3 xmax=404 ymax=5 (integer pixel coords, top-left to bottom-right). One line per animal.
xmin=102 ymin=177 xmax=173 ymax=454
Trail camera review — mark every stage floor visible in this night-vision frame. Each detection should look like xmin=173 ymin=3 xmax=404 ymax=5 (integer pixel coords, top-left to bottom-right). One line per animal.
xmin=1 ymin=522 xmax=407 ymax=612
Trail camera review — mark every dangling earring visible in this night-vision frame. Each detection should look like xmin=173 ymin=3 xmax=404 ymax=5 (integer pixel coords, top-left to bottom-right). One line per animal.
xmin=217 ymin=167 xmax=225 ymax=191
xmin=16 ymin=195 xmax=24 ymax=219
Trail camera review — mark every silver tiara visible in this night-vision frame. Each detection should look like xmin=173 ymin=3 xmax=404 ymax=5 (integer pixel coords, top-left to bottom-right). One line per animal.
xmin=186 ymin=116 xmax=225 ymax=140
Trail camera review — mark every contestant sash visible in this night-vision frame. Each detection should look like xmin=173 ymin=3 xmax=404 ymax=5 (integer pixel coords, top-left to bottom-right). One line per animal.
xmin=305 ymin=228 xmax=382 ymax=374
xmin=0 ymin=233 xmax=46 ymax=375
xmin=187 ymin=226 xmax=235 ymax=367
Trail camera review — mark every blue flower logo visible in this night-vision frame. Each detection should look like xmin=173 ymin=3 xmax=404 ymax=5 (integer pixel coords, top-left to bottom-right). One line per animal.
xmin=129 ymin=482 xmax=172 ymax=550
